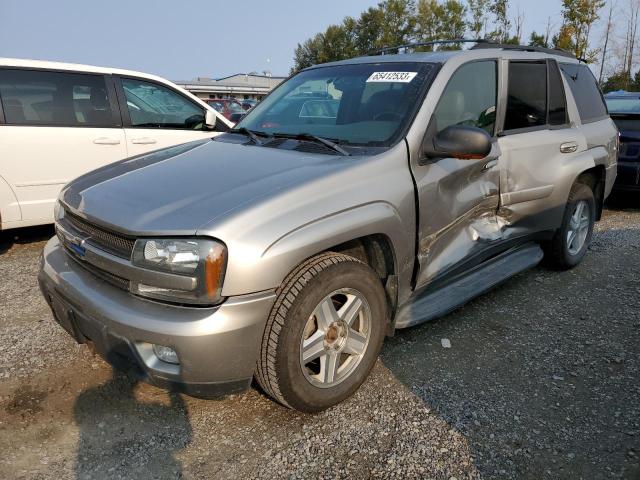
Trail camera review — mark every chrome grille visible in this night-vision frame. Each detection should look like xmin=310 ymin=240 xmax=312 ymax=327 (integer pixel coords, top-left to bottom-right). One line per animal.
xmin=63 ymin=212 xmax=135 ymax=259
xmin=68 ymin=252 xmax=131 ymax=291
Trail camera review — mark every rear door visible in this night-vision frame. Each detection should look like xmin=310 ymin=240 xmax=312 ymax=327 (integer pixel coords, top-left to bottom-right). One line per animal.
xmin=0 ymin=68 xmax=127 ymax=226
xmin=496 ymin=59 xmax=584 ymax=234
xmin=116 ymin=76 xmax=221 ymax=156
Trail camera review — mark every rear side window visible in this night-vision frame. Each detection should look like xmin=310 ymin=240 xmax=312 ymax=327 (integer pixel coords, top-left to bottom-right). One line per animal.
xmin=560 ymin=64 xmax=608 ymax=123
xmin=504 ymin=62 xmax=547 ymax=131
xmin=0 ymin=69 xmax=116 ymax=127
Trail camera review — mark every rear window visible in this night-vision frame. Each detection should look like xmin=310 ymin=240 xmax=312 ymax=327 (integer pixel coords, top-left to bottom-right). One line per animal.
xmin=605 ymin=96 xmax=640 ymax=114
xmin=560 ymin=64 xmax=608 ymax=123
xmin=0 ymin=69 xmax=116 ymax=127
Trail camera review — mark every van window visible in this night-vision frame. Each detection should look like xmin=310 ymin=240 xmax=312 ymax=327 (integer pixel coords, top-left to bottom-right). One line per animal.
xmin=432 ymin=60 xmax=497 ymax=135
xmin=560 ymin=64 xmax=608 ymax=124
xmin=548 ymin=61 xmax=568 ymax=126
xmin=121 ymin=78 xmax=205 ymax=129
xmin=0 ymin=69 xmax=116 ymax=127
xmin=504 ymin=62 xmax=547 ymax=131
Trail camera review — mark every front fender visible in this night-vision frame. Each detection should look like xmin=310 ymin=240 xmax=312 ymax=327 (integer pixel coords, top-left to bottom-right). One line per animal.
xmin=219 ymin=202 xmax=413 ymax=297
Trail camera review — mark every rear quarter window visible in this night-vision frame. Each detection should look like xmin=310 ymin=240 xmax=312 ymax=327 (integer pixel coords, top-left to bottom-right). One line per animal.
xmin=560 ymin=64 xmax=608 ymax=124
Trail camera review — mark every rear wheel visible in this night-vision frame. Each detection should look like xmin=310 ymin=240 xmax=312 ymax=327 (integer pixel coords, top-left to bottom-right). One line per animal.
xmin=255 ymin=252 xmax=387 ymax=413
xmin=546 ymin=182 xmax=595 ymax=269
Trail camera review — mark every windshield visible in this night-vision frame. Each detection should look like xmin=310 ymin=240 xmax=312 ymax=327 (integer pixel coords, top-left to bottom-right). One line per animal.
xmin=605 ymin=96 xmax=640 ymax=114
xmin=236 ymin=62 xmax=435 ymax=146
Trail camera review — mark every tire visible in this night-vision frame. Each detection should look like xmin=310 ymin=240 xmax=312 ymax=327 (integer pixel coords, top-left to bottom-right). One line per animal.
xmin=255 ymin=252 xmax=387 ymax=413
xmin=545 ymin=182 xmax=596 ymax=270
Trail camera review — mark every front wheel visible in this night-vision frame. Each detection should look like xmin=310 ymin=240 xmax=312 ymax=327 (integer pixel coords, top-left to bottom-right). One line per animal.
xmin=255 ymin=252 xmax=387 ymax=413
xmin=545 ymin=182 xmax=595 ymax=270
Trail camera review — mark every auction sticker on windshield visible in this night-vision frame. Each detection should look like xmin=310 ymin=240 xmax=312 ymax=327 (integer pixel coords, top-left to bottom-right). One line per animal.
xmin=366 ymin=71 xmax=418 ymax=83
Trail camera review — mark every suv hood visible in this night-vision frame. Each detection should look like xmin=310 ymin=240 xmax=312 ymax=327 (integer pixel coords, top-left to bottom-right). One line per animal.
xmin=61 ymin=139 xmax=355 ymax=235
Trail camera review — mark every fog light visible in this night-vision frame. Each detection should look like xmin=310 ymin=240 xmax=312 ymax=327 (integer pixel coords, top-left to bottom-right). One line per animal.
xmin=152 ymin=344 xmax=180 ymax=364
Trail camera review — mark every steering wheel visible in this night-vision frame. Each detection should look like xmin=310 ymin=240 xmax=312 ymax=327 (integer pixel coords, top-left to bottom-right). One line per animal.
xmin=372 ymin=111 xmax=403 ymax=122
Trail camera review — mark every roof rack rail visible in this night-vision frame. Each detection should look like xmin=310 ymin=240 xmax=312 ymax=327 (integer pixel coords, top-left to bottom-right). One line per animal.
xmin=368 ymin=39 xmax=584 ymax=62
xmin=368 ymin=39 xmax=489 ymax=56
xmin=470 ymin=42 xmax=578 ymax=60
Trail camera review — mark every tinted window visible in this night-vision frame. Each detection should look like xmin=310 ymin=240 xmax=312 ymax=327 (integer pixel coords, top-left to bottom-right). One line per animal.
xmin=548 ymin=61 xmax=568 ymax=125
xmin=433 ymin=61 xmax=497 ymax=135
xmin=0 ymin=69 xmax=115 ymax=127
xmin=560 ymin=64 xmax=608 ymax=123
xmin=504 ymin=62 xmax=547 ymax=131
xmin=121 ymin=78 xmax=205 ymax=129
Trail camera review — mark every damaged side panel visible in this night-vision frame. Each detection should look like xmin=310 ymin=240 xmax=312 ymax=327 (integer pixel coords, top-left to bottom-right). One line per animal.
xmin=412 ymin=146 xmax=504 ymax=289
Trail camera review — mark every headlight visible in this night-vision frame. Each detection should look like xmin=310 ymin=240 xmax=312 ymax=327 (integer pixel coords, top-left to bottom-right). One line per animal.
xmin=132 ymin=238 xmax=226 ymax=305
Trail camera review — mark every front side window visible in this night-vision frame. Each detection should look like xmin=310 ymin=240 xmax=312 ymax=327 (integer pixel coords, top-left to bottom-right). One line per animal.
xmin=121 ymin=78 xmax=205 ymax=129
xmin=560 ymin=64 xmax=608 ymax=123
xmin=504 ymin=62 xmax=548 ymax=131
xmin=0 ymin=69 xmax=115 ymax=127
xmin=432 ymin=60 xmax=497 ymax=135
xmin=236 ymin=62 xmax=435 ymax=146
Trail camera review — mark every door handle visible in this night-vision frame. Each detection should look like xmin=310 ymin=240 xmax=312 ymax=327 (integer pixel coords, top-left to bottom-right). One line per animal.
xmin=560 ymin=142 xmax=578 ymax=154
xmin=93 ymin=137 xmax=121 ymax=145
xmin=131 ymin=137 xmax=157 ymax=145
xmin=482 ymin=159 xmax=499 ymax=171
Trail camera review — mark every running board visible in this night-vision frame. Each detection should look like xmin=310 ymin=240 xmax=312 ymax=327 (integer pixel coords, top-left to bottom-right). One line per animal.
xmin=395 ymin=243 xmax=544 ymax=329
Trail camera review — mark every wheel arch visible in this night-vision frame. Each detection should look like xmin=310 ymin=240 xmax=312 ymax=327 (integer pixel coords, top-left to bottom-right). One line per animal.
xmin=574 ymin=164 xmax=606 ymax=221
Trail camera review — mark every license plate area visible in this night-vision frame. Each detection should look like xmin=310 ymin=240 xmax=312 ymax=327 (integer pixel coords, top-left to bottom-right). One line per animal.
xmin=49 ymin=295 xmax=83 ymax=342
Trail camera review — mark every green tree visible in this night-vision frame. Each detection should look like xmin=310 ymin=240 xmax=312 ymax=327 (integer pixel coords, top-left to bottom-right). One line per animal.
xmin=467 ymin=0 xmax=491 ymax=38
xmin=556 ymin=0 xmax=606 ymax=62
xmin=415 ymin=0 xmax=467 ymax=49
xmin=602 ymin=71 xmax=633 ymax=93
xmin=354 ymin=0 xmax=417 ymax=54
xmin=488 ymin=0 xmax=511 ymax=43
xmin=529 ymin=31 xmax=549 ymax=48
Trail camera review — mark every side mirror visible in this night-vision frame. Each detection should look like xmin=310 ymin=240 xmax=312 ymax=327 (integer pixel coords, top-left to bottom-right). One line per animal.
xmin=204 ymin=109 xmax=217 ymax=129
xmin=423 ymin=125 xmax=492 ymax=160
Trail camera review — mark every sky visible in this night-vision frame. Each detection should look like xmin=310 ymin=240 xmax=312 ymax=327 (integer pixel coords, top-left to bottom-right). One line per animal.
xmin=0 ymin=0 xmax=574 ymax=81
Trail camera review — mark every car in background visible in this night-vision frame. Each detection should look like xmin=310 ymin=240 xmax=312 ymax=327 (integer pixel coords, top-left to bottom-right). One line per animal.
xmin=241 ymin=99 xmax=258 ymax=111
xmin=0 ymin=58 xmax=233 ymax=230
xmin=206 ymin=98 xmax=245 ymax=122
xmin=605 ymin=91 xmax=640 ymax=193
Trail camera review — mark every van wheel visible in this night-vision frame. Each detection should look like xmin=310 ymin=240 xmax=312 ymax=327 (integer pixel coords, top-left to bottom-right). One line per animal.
xmin=546 ymin=182 xmax=595 ymax=270
xmin=255 ymin=252 xmax=387 ymax=413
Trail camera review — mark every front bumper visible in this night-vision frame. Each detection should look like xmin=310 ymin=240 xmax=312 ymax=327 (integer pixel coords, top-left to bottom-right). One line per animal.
xmin=38 ymin=237 xmax=276 ymax=398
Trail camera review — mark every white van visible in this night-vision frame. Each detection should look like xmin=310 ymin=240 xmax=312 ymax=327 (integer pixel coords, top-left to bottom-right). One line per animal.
xmin=0 ymin=58 xmax=233 ymax=230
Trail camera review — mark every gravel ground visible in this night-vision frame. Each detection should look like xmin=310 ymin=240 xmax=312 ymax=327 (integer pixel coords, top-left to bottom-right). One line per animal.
xmin=0 ymin=204 xmax=638 ymax=480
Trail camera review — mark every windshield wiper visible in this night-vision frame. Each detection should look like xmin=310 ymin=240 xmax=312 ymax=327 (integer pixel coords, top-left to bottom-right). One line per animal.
xmin=229 ymin=127 xmax=271 ymax=145
xmin=272 ymin=132 xmax=351 ymax=156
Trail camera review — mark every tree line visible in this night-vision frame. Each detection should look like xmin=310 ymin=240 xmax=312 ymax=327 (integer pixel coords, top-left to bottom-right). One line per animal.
xmin=292 ymin=0 xmax=640 ymax=93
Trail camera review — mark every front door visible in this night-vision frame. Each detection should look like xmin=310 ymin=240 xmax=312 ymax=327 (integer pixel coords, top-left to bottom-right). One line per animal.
xmin=411 ymin=59 xmax=502 ymax=288
xmin=0 ymin=68 xmax=127 ymax=226
xmin=117 ymin=77 xmax=219 ymax=157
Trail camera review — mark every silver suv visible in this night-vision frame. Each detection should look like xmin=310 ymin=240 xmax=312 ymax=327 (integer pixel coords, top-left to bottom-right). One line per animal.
xmin=39 ymin=43 xmax=618 ymax=412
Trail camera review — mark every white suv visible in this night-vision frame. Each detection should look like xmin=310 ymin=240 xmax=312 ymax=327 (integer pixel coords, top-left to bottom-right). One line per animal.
xmin=0 ymin=58 xmax=232 ymax=230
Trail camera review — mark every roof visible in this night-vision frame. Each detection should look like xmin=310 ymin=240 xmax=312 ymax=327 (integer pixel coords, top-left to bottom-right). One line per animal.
xmin=303 ymin=47 xmax=579 ymax=71
xmin=0 ymin=57 xmax=172 ymax=85
xmin=174 ymin=73 xmax=286 ymax=89
xmin=604 ymin=91 xmax=640 ymax=97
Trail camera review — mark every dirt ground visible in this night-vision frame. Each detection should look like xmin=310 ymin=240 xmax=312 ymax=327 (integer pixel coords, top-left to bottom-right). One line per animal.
xmin=0 ymin=203 xmax=638 ymax=479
